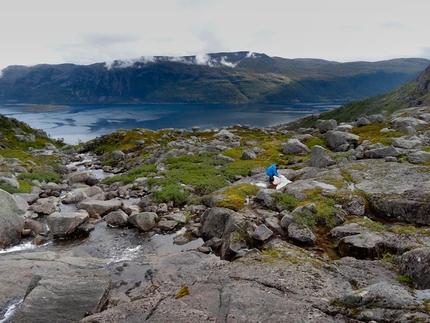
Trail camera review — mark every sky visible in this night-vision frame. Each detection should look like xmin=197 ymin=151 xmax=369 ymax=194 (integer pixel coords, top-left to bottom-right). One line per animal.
xmin=0 ymin=0 xmax=429 ymax=71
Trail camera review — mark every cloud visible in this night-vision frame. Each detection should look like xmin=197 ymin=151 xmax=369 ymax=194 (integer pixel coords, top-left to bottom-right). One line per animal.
xmin=380 ymin=21 xmax=413 ymax=33
xmin=419 ymin=47 xmax=430 ymax=59
xmin=0 ymin=0 xmax=429 ymax=71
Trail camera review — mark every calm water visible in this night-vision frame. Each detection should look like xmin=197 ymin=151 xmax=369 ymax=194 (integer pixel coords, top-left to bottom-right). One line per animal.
xmin=0 ymin=103 xmax=341 ymax=144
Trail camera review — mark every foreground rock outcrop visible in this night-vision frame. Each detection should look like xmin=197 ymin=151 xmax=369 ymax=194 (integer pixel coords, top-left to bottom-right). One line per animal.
xmin=2 ymin=105 xmax=430 ymax=322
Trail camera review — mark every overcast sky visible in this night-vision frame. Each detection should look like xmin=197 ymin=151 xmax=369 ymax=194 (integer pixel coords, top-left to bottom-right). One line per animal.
xmin=1 ymin=0 xmax=428 ymax=71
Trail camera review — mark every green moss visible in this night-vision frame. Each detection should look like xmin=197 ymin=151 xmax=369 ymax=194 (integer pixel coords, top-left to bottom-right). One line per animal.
xmin=380 ymin=252 xmax=397 ymax=267
xmin=294 ymin=189 xmax=339 ymax=230
xmin=303 ymin=137 xmax=327 ymax=149
xmin=217 ymin=183 xmax=260 ymax=211
xmin=360 ymin=218 xmax=387 ymax=232
xmin=102 ymin=164 xmax=157 ymax=185
xmin=152 ymin=183 xmax=189 ymax=206
xmin=396 ymin=274 xmax=413 ymax=286
xmin=271 ymin=192 xmax=298 ymax=211
xmin=0 ymin=183 xmax=24 ymax=194
xmin=17 ymin=171 xmax=62 ymax=183
xmin=350 ymin=123 xmax=404 ymax=145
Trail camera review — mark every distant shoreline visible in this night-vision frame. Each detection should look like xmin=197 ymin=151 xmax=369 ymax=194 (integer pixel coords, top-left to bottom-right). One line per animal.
xmin=22 ymin=104 xmax=71 ymax=112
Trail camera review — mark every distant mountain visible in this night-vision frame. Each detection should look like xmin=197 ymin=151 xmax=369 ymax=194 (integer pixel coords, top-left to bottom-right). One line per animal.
xmin=312 ymin=63 xmax=430 ymax=124
xmin=0 ymin=52 xmax=428 ymax=105
xmin=282 ymin=62 xmax=430 ymax=131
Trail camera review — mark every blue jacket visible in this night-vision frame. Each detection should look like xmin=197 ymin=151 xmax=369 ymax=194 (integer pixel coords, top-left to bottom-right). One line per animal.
xmin=266 ymin=164 xmax=279 ymax=177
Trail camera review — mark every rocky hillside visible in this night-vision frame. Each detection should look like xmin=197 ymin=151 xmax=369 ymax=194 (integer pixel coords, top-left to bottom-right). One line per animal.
xmin=2 ymin=97 xmax=430 ymax=321
xmin=0 ymin=52 xmax=428 ymax=104
xmin=295 ymin=62 xmax=430 ymax=127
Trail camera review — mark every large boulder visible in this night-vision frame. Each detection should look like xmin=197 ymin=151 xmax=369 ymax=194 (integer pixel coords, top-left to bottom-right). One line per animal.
xmin=309 ymin=145 xmax=335 ymax=168
xmin=128 ymin=212 xmax=158 ymax=231
xmin=391 ymin=117 xmax=428 ymax=131
xmin=325 ymin=130 xmax=359 ymax=152
xmin=315 ymin=119 xmax=337 ymax=133
xmin=0 ymin=172 xmax=20 ymax=189
xmin=397 ymin=247 xmax=430 ymax=289
xmin=77 ymin=198 xmax=122 ymax=217
xmin=0 ymin=189 xmax=25 ymax=248
xmin=283 ymin=138 xmax=310 ymax=155
xmin=12 ymin=270 xmax=111 ymax=323
xmin=46 ymin=210 xmax=90 ymax=238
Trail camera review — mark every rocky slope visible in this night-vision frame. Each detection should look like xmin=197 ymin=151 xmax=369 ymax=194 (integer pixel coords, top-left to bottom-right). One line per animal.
xmin=2 ymin=100 xmax=430 ymax=321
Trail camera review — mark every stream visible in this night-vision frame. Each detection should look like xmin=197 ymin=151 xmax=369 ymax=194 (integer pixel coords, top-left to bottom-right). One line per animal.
xmin=0 ymin=152 xmax=204 ymax=322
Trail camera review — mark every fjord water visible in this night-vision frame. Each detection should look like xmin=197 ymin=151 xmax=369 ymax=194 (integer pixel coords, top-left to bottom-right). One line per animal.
xmin=0 ymin=102 xmax=341 ymax=144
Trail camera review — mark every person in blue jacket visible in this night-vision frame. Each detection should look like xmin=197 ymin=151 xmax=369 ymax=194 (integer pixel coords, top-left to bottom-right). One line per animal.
xmin=266 ymin=164 xmax=279 ymax=187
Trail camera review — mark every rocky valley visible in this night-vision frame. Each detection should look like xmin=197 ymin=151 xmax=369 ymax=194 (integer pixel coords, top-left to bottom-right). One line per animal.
xmin=1 ymin=65 xmax=430 ymax=322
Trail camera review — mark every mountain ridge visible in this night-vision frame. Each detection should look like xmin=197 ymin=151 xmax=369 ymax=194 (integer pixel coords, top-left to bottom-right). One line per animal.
xmin=0 ymin=51 xmax=428 ymax=105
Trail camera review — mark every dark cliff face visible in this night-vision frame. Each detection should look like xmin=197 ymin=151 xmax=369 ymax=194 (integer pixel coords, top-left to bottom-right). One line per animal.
xmin=415 ymin=64 xmax=430 ymax=93
xmin=0 ymin=52 xmax=428 ymax=105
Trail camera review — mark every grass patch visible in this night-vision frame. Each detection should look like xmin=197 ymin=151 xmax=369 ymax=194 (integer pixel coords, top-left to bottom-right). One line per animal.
xmin=17 ymin=171 xmax=62 ymax=183
xmin=0 ymin=183 xmax=24 ymax=194
xmin=294 ymin=188 xmax=340 ymax=230
xmin=360 ymin=218 xmax=387 ymax=232
xmin=271 ymin=192 xmax=298 ymax=211
xmin=102 ymin=164 xmax=157 ymax=185
xmin=396 ymin=274 xmax=413 ymax=286
xmin=222 ymin=161 xmax=256 ymax=181
xmin=303 ymin=137 xmax=327 ymax=149
xmin=152 ymin=183 xmax=190 ymax=206
xmin=350 ymin=123 xmax=403 ymax=145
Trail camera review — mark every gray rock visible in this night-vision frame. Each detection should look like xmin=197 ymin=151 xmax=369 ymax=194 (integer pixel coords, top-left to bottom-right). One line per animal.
xmin=309 ymin=145 xmax=335 ymax=168
xmin=128 ymin=212 xmax=158 ymax=231
xmin=77 ymin=199 xmax=122 ymax=217
xmin=364 ymin=145 xmax=401 ymax=159
xmin=220 ymin=231 xmax=249 ymax=260
xmin=158 ymin=219 xmax=178 ymax=231
xmin=397 ymin=247 xmax=430 ymax=289
xmin=213 ymin=153 xmax=235 ymax=162
xmin=13 ymin=270 xmax=110 ymax=323
xmin=315 ymin=119 xmax=338 ymax=133
xmin=213 ymin=129 xmax=241 ymax=141
xmin=408 ymin=151 xmax=430 ymax=164
xmin=337 ymin=281 xmax=415 ymax=309
xmin=14 ymin=193 xmax=39 ymax=204
xmin=367 ymin=114 xmax=387 ymax=124
xmin=47 ymin=210 xmax=89 ymax=237
xmin=0 ymin=189 xmax=25 ymax=248
xmin=288 ymin=222 xmax=316 ymax=244
xmin=329 ymin=222 xmax=371 ymax=242
xmin=164 ymin=212 xmax=187 ymax=223
xmin=337 ymin=232 xmax=385 ymax=259
xmin=200 ymin=207 xmax=236 ymax=240
xmin=104 ymin=209 xmax=129 ymax=227
xmin=280 ymin=211 xmax=294 ymax=230
xmin=283 ymin=138 xmax=310 ymax=155
xmin=392 ymin=117 xmax=428 ymax=131
xmin=111 ymin=150 xmax=125 ymax=160
xmin=356 ymin=116 xmax=371 ymax=127
xmin=326 ymin=130 xmax=359 ymax=152
xmin=241 ymin=148 xmax=257 ymax=160
xmin=255 ymin=188 xmax=278 ymax=211
xmin=0 ymin=175 xmax=19 ymax=189
xmin=29 ymin=196 xmax=60 ymax=215
xmin=392 ymin=136 xmax=423 ymax=149
xmin=252 ymin=224 xmax=273 ymax=241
